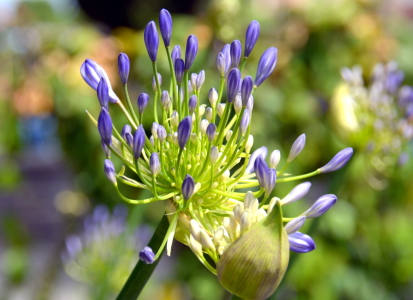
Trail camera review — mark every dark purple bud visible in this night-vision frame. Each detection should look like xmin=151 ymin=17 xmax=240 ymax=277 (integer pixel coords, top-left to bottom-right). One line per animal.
xmin=241 ymin=76 xmax=254 ymax=106
xmin=139 ymin=246 xmax=155 ymax=264
xmin=227 ymin=68 xmax=241 ymax=103
xmin=255 ymin=47 xmax=278 ymax=87
xmin=216 ymin=52 xmax=226 ymax=76
xmin=80 ymin=59 xmax=119 ymax=103
xmin=133 ymin=125 xmax=146 ymax=159
xmin=303 ymin=194 xmax=337 ymax=218
xmin=318 ymin=148 xmax=353 ymax=173
xmin=104 ymin=159 xmax=116 ymax=184
xmin=189 ymin=95 xmax=198 ymax=114
xmin=137 ymin=93 xmax=149 ymax=114
xmin=98 ymin=107 xmax=112 ymax=146
xmin=118 ymin=53 xmax=130 ymax=85
xmin=184 ymin=35 xmax=198 ymax=70
xmin=288 ymin=232 xmax=316 ymax=253
xmin=125 ymin=132 xmax=133 ymax=148
xmin=239 ymin=108 xmax=250 ymax=136
xmin=174 ymin=58 xmax=185 ymax=84
xmin=121 ymin=125 xmax=133 ymax=147
xmin=206 ymin=123 xmax=216 ymax=143
xmin=97 ymin=78 xmax=109 ymax=109
xmin=245 ymin=146 xmax=268 ymax=174
xmin=287 ymin=133 xmax=306 ymax=162
xmin=254 ymin=156 xmax=268 ymax=188
xmin=230 ymin=40 xmax=242 ymax=68
xmin=171 ymin=45 xmax=181 ymax=62
xmin=157 ymin=125 xmax=167 ymax=142
xmin=182 ymin=174 xmax=195 ymax=200
xmin=150 ymin=152 xmax=161 ymax=176
xmin=144 ymin=21 xmax=159 ymax=62
xmin=159 ymin=9 xmax=172 ymax=47
xmin=244 ymin=20 xmax=260 ymax=58
xmin=265 ymin=168 xmax=276 ymax=197
xmin=101 ymin=139 xmax=111 ymax=157
xmin=178 ymin=116 xmax=192 ymax=149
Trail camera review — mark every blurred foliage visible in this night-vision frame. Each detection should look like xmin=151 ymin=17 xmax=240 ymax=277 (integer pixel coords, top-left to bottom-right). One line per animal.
xmin=1 ymin=0 xmax=413 ymax=299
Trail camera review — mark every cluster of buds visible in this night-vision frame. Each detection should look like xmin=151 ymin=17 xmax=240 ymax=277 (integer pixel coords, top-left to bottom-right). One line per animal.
xmin=81 ymin=9 xmax=352 ymax=300
xmin=333 ymin=62 xmax=413 ymax=188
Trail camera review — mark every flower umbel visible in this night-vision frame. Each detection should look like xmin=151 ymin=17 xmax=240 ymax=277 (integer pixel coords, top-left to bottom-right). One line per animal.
xmin=81 ymin=9 xmax=352 ymax=300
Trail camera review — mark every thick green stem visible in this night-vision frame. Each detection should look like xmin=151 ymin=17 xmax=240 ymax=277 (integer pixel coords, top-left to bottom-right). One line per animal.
xmin=115 ymin=215 xmax=169 ymax=300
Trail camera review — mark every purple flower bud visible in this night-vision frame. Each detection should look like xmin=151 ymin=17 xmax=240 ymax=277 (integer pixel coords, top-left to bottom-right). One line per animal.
xmin=241 ymin=76 xmax=253 ymax=106
xmin=152 ymin=73 xmax=162 ymax=92
xmin=196 ymin=70 xmax=205 ymax=91
xmin=188 ymin=95 xmax=198 ymax=115
xmin=137 ymin=93 xmax=149 ymax=114
xmin=171 ymin=45 xmax=181 ymax=62
xmin=240 ymin=108 xmax=250 ymax=136
xmin=98 ymin=107 xmax=112 ymax=146
xmin=151 ymin=122 xmax=159 ymax=138
xmin=139 ymin=246 xmax=155 ymax=264
xmin=97 ymin=78 xmax=109 ymax=109
xmin=245 ymin=146 xmax=268 ymax=174
xmin=227 ymin=68 xmax=241 ymax=103
xmin=265 ymin=168 xmax=276 ymax=197
xmin=284 ymin=216 xmax=306 ymax=235
xmin=206 ymin=123 xmax=216 ymax=143
xmin=80 ymin=59 xmax=119 ymax=103
xmin=104 ymin=159 xmax=116 ymax=184
xmin=246 ymin=95 xmax=254 ymax=112
xmin=190 ymin=73 xmax=198 ymax=91
xmin=118 ymin=53 xmax=130 ymax=85
xmin=281 ymin=182 xmax=311 ymax=205
xmin=133 ymin=125 xmax=146 ymax=159
xmin=288 ymin=232 xmax=316 ymax=253
xmin=101 ymin=139 xmax=111 ymax=157
xmin=244 ymin=20 xmax=260 ymax=58
xmin=182 ymin=174 xmax=195 ymax=200
xmin=172 ymin=58 xmax=185 ymax=84
xmin=287 ymin=133 xmax=306 ymax=162
xmin=150 ymin=152 xmax=161 ymax=176
xmin=157 ymin=125 xmax=167 ymax=142
xmin=161 ymin=91 xmax=171 ymax=109
xmin=125 ymin=132 xmax=133 ymax=148
xmin=302 ymin=194 xmax=337 ymax=218
xmin=216 ymin=52 xmax=226 ymax=76
xmin=319 ymin=148 xmax=353 ymax=173
xmin=185 ymin=35 xmax=198 ymax=70
xmin=230 ymin=40 xmax=242 ymax=68
xmin=144 ymin=21 xmax=159 ymax=62
xmin=255 ymin=47 xmax=278 ymax=87
xmin=178 ymin=116 xmax=192 ymax=149
xmin=221 ymin=44 xmax=232 ymax=75
xmin=159 ymin=9 xmax=172 ymax=47
xmin=121 ymin=124 xmax=132 ymax=138
xmin=121 ymin=125 xmax=133 ymax=147
xmin=254 ymin=156 xmax=269 ymax=188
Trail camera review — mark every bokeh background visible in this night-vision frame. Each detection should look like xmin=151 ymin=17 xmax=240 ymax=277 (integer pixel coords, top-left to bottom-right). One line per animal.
xmin=1 ymin=0 xmax=413 ymax=299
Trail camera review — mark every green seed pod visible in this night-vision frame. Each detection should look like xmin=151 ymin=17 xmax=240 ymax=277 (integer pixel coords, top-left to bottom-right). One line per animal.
xmin=217 ymin=201 xmax=289 ymax=300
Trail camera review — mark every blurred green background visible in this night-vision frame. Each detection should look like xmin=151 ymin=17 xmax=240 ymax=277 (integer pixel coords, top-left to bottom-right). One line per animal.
xmin=0 ymin=0 xmax=413 ymax=299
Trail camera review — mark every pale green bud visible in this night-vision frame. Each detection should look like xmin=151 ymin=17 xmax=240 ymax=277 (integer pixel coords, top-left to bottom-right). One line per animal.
xmin=217 ymin=201 xmax=290 ymax=300
xmin=205 ymin=107 xmax=213 ymax=121
xmin=246 ymin=135 xmax=254 ymax=152
xmin=226 ymin=130 xmax=233 ymax=143
xmin=234 ymin=95 xmax=242 ymax=114
xmin=217 ymin=103 xmax=225 ymax=117
xmin=208 ymin=88 xmax=218 ymax=107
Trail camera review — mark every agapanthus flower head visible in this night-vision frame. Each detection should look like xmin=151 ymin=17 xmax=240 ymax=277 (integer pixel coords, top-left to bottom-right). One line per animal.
xmin=82 ymin=11 xmax=352 ymax=299
xmin=144 ymin=21 xmax=159 ymax=62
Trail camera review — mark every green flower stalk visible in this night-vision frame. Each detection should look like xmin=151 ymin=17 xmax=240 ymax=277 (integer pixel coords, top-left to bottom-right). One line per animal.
xmin=80 ymin=9 xmax=352 ymax=300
